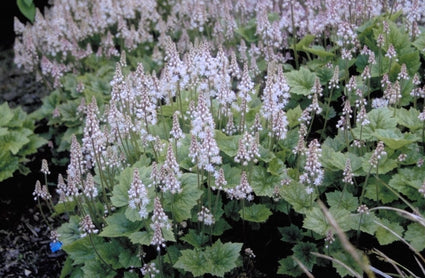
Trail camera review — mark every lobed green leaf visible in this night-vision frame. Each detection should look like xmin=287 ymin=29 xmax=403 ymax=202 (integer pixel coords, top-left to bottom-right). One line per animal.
xmin=239 ymin=203 xmax=272 ymax=223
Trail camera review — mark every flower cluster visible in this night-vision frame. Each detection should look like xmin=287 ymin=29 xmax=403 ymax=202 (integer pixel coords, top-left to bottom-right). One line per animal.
xmin=226 ymin=171 xmax=254 ymax=201
xmin=128 ymin=169 xmax=149 ymax=219
xmin=79 ymin=215 xmax=98 ymax=237
xmin=33 ymin=180 xmax=52 ymax=201
xmin=342 ymin=159 xmax=354 ymax=185
xmin=369 ymin=141 xmax=387 ymax=168
xmin=41 ymin=159 xmax=50 ymax=175
xmin=150 ymin=197 xmax=170 ymax=251
xmin=141 ymin=262 xmax=160 ymax=277
xmin=300 ymin=139 xmax=324 ymax=194
xmin=197 ymin=206 xmax=215 ymax=226
xmin=234 ymin=132 xmax=260 ymax=166
xmin=24 ymin=2 xmax=425 ymax=277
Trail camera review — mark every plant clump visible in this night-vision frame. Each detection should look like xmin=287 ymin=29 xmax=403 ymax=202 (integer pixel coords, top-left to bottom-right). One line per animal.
xmin=14 ymin=0 xmax=425 ymax=277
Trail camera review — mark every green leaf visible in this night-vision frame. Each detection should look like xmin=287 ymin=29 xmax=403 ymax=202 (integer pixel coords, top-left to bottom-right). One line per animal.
xmin=285 ymin=67 xmax=316 ymax=96
xmin=163 ymin=173 xmax=203 ymax=222
xmin=174 ymin=240 xmax=242 ymax=277
xmin=0 ymin=102 xmax=14 ymax=126
xmin=395 ymin=107 xmax=422 ymax=131
xmin=400 ymin=79 xmax=415 ymax=107
xmin=277 ymin=257 xmax=303 ymax=277
xmin=292 ymin=242 xmax=318 ymax=271
xmin=57 ymin=126 xmax=83 ymax=152
xmin=386 ymin=21 xmax=410 ymax=53
xmin=212 ymin=217 xmax=232 ymax=236
xmin=321 ymin=145 xmax=347 ymax=171
xmin=57 ymin=216 xmax=81 ymax=246
xmin=119 ymin=247 xmax=142 ymax=268
xmin=163 ymin=244 xmax=181 ymax=266
xmin=375 ymin=218 xmax=404 ymax=245
xmin=258 ymin=144 xmax=275 ymax=162
xmin=67 ymin=266 xmax=84 ymax=278
xmin=176 ymin=135 xmax=191 ymax=168
xmin=295 ymin=35 xmax=315 ymax=51
xmin=63 ymin=236 xmax=104 ymax=265
xmin=53 ymin=200 xmax=77 ymax=215
xmin=96 ymin=239 xmax=125 ymax=269
xmin=267 ymin=157 xmax=285 ymax=176
xmin=58 ymin=100 xmax=81 ymax=123
xmin=279 ymin=224 xmax=303 ymax=244
xmin=235 ymin=18 xmax=257 ymax=42
xmin=19 ymin=134 xmax=47 ymax=157
xmin=404 ymin=223 xmax=425 ymax=252
xmin=0 ymin=127 xmax=8 ymax=137
xmin=369 ymin=107 xmax=397 ymax=130
xmin=316 ymin=64 xmax=335 ymax=84
xmin=59 ymin=257 xmax=74 ymax=278
xmin=364 ymin=177 xmax=398 ymax=204
xmin=128 ymin=231 xmax=151 ymax=246
xmin=323 ymin=130 xmax=349 ymax=152
xmin=206 ymin=240 xmax=243 ymax=277
xmin=361 ymin=152 xmax=397 ymax=175
xmin=279 ymin=128 xmax=299 ymax=159
xmin=220 ymin=164 xmax=241 ymax=187
xmin=110 ymin=168 xmax=132 ymax=207
xmin=303 ymin=207 xmax=329 ymax=235
xmin=398 ymin=50 xmax=420 ymax=79
xmin=303 ymin=45 xmax=335 ymax=58
xmin=250 ymin=166 xmax=280 ymax=197
xmin=123 ymin=272 xmax=139 ymax=278
xmin=205 ymin=239 xmax=242 ymax=277
xmin=373 ymin=129 xmax=418 ymax=150
xmin=81 ymin=259 xmax=116 ymax=278
xmin=1 ymin=129 xmax=31 ymax=155
xmin=181 ymin=229 xmax=208 ymax=248
xmin=128 ymin=223 xmax=174 ymax=247
xmin=125 ymin=206 xmax=144 ymax=222
xmin=352 ymin=107 xmax=396 ymax=141
xmin=174 ymin=248 xmax=208 ymax=277
xmin=329 ymin=249 xmax=363 ymax=278
xmin=287 ymin=106 xmax=302 ymax=128
xmin=281 ymin=182 xmax=314 ymax=214
xmin=17 ymin=0 xmax=35 ymax=22
xmin=413 ymin=31 xmax=425 ymax=52
xmin=215 ymin=131 xmax=240 ymax=157
xmin=303 ymin=207 xmax=352 ymax=235
xmin=99 ymin=209 xmax=144 ymax=237
xmin=350 ymin=213 xmax=378 ymax=235
xmin=239 ymin=204 xmax=272 ymax=223
xmin=389 ymin=168 xmax=424 ymax=199
xmin=0 ymin=151 xmax=19 ymax=182
xmin=326 ymin=191 xmax=358 ymax=212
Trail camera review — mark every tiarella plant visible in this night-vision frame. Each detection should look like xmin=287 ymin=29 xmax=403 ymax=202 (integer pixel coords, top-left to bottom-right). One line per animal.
xmin=0 ymin=102 xmax=46 ymax=182
xmin=22 ymin=0 xmax=425 ymax=277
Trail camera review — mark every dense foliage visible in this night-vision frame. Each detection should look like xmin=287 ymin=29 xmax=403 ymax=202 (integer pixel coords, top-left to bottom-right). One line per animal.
xmin=0 ymin=102 xmax=46 ymax=182
xmin=15 ymin=0 xmax=425 ymax=277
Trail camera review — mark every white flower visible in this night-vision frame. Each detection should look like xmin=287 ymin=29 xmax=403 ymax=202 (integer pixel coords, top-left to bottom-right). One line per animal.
xmin=128 ymin=169 xmax=149 ymax=219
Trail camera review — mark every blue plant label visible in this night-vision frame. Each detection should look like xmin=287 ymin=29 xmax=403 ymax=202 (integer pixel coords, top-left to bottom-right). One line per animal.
xmin=49 ymin=241 xmax=63 ymax=253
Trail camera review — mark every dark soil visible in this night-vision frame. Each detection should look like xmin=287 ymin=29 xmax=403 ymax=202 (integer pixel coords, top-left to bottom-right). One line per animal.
xmin=0 ymin=49 xmax=48 ymax=113
xmin=0 ymin=46 xmax=65 ymax=277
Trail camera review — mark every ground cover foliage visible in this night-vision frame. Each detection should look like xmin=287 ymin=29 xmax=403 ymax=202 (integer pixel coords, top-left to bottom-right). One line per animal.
xmin=14 ymin=0 xmax=425 ymax=277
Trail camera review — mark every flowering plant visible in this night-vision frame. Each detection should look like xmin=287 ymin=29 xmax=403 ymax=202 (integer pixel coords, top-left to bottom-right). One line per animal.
xmin=24 ymin=0 xmax=425 ymax=277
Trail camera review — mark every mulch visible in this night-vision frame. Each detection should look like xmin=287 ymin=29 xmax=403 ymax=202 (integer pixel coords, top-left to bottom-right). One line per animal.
xmin=0 ymin=48 xmax=64 ymax=278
